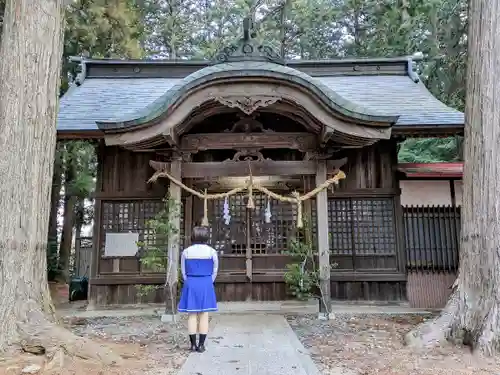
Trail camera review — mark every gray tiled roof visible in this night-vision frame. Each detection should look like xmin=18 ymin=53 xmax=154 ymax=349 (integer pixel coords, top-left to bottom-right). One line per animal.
xmin=97 ymin=61 xmax=398 ymax=130
xmin=320 ymin=76 xmax=463 ymax=126
xmin=58 ymin=79 xmax=179 ymax=131
xmin=57 ymin=71 xmax=463 ymax=131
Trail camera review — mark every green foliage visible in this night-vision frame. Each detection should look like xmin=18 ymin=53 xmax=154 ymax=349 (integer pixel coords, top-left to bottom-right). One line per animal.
xmin=283 ymin=238 xmax=318 ymax=300
xmin=60 ymin=141 xmax=96 ymax=198
xmin=61 ymin=0 xmax=145 ymax=93
xmin=399 ymin=137 xmax=463 ymax=163
xmin=284 ymin=219 xmax=338 ymax=307
xmin=64 ymin=0 xmax=144 ymax=59
xmin=139 ymin=0 xmax=199 ymax=59
xmin=136 ymin=197 xmax=182 ymax=297
xmin=57 ymin=141 xmax=97 ymax=240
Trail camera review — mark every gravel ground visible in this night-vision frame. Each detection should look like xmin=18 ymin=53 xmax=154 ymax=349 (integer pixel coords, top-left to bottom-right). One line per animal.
xmin=286 ymin=313 xmax=500 ymax=375
xmin=0 ymin=315 xmax=191 ymax=375
xmin=64 ymin=315 xmax=190 ymax=375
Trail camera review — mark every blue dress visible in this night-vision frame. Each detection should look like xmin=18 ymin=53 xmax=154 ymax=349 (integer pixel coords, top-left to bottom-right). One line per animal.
xmin=178 ymin=244 xmax=219 ymax=313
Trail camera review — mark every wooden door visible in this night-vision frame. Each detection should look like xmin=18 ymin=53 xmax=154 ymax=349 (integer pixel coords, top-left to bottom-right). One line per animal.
xmin=192 ymin=194 xmax=249 ymax=286
xmin=192 ymin=193 xmax=300 ymax=294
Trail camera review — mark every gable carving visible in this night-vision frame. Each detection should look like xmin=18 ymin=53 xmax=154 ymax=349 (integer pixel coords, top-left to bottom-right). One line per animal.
xmin=213 ymin=95 xmax=280 ymax=115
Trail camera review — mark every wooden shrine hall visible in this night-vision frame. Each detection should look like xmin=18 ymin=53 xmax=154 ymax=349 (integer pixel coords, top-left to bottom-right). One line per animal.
xmin=57 ymin=23 xmax=464 ymax=308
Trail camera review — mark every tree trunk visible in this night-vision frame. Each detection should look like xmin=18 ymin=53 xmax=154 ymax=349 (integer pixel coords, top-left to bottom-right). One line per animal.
xmin=58 ymin=193 xmax=75 ymax=282
xmin=59 ymin=161 xmax=75 ymax=283
xmin=0 ymin=0 xmax=120 ymax=364
xmin=48 ymin=145 xmax=62 ymax=241
xmin=47 ymin=145 xmax=62 ymax=280
xmin=74 ymin=198 xmax=85 ymax=239
xmin=405 ymin=0 xmax=500 ymax=355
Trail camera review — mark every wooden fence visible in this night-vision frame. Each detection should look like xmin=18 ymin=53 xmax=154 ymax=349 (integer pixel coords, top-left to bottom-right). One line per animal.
xmin=403 ymin=205 xmax=461 ymax=308
xmin=73 ymin=236 xmax=92 ymax=277
xmin=403 ymin=205 xmax=460 ymax=272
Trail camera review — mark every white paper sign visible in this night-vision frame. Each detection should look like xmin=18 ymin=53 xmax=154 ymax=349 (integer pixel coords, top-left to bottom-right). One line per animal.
xmin=104 ymin=232 xmax=139 ymax=257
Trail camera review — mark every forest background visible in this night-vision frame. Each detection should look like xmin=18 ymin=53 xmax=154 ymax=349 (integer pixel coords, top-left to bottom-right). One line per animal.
xmin=0 ymin=0 xmax=467 ymax=280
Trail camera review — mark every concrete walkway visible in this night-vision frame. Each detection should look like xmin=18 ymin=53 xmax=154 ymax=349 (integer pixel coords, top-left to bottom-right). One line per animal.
xmin=177 ymin=314 xmax=322 ymax=375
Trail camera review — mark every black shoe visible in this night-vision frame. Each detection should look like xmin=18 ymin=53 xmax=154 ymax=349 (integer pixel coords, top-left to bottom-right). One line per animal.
xmin=189 ymin=334 xmax=197 ymax=352
xmin=197 ymin=334 xmax=207 ymax=353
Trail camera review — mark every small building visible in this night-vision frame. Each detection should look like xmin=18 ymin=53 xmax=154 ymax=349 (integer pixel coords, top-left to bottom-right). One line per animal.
xmin=57 ymin=25 xmax=464 ymax=308
xmin=399 ymin=162 xmax=463 ymax=206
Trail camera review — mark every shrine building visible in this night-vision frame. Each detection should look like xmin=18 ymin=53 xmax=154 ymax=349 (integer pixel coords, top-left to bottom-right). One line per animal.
xmin=57 ymin=24 xmax=464 ymax=309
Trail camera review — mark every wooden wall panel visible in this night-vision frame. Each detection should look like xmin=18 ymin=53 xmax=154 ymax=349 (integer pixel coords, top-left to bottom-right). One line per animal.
xmin=89 ymin=285 xmax=165 ymax=305
xmin=336 ymin=140 xmax=398 ymax=191
xmin=91 ymin=145 xmax=169 ymax=307
xmin=330 ymin=280 xmax=407 ymax=302
xmin=100 ymin=146 xmax=167 ymax=196
xmin=407 ymin=271 xmax=456 ymax=309
xmin=90 ymin=281 xmax=292 ymax=306
xmin=89 ymin=278 xmax=408 ymax=306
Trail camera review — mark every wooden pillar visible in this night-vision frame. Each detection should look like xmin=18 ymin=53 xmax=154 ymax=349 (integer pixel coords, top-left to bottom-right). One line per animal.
xmin=164 ymin=158 xmax=182 ymax=315
xmin=315 ymin=160 xmax=331 ymax=315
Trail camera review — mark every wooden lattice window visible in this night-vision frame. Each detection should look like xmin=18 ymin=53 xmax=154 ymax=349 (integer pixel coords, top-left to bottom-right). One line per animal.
xmin=101 ymin=199 xmax=185 ymax=272
xmin=204 ymin=194 xmax=243 ymax=254
xmin=307 ymin=198 xmax=318 ymax=250
xmin=252 ymin=194 xmax=298 ymax=254
xmin=100 ymin=200 xmax=165 ymax=256
xmin=328 ymin=197 xmax=397 ymax=255
xmin=206 ymin=193 xmax=303 ymax=255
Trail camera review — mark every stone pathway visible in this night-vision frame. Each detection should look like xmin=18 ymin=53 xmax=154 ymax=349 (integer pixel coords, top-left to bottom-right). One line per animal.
xmin=177 ymin=314 xmax=322 ymax=375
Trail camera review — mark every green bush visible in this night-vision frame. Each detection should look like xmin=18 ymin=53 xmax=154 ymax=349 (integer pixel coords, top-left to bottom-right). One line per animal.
xmin=136 ymin=197 xmax=182 ymax=298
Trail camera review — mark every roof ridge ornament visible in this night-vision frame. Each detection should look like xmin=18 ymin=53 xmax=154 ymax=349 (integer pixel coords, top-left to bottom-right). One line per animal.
xmin=212 ymin=16 xmax=284 ymax=65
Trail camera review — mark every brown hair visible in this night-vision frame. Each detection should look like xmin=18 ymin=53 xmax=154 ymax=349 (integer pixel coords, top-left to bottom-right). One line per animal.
xmin=191 ymin=226 xmax=210 ymax=244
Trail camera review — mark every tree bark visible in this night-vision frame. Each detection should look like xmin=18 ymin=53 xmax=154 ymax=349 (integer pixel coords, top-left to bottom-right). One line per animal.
xmin=47 ymin=145 xmax=62 ymax=280
xmin=0 ymin=0 xmax=120 ymax=364
xmin=48 ymin=145 xmax=62 ymax=241
xmin=405 ymin=0 xmax=500 ymax=355
xmin=74 ymin=198 xmax=85 ymax=239
xmin=59 ymin=160 xmax=76 ymax=283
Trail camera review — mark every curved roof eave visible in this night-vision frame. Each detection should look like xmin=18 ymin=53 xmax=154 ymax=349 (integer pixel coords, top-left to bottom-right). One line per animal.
xmin=96 ymin=61 xmax=399 ymax=132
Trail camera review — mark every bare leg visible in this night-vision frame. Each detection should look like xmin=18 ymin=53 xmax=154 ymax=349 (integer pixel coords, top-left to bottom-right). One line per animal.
xmin=187 ymin=313 xmax=198 ymax=350
xmin=187 ymin=313 xmax=198 ymax=334
xmin=198 ymin=312 xmax=209 ymax=334
xmin=197 ymin=312 xmax=209 ymax=352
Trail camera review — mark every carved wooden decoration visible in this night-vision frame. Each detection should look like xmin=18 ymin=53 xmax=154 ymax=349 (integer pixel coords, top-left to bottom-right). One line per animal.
xmin=180 ymin=132 xmax=317 ymax=152
xmin=224 ymin=149 xmax=268 ymax=162
xmin=214 ymin=95 xmax=280 ymax=115
xmin=149 ymin=158 xmax=347 ymax=179
xmin=303 ymin=147 xmax=342 ymax=160
xmin=194 ymin=177 xmax=303 ymax=190
xmin=224 ymin=115 xmax=274 ymax=133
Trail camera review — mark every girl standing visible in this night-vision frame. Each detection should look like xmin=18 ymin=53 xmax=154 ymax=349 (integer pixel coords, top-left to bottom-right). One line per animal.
xmin=178 ymin=226 xmax=218 ymax=352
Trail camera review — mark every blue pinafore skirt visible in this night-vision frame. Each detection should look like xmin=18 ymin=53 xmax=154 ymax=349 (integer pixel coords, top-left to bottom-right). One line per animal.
xmin=178 ymin=258 xmax=218 ymax=313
